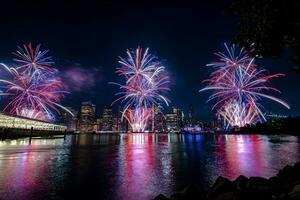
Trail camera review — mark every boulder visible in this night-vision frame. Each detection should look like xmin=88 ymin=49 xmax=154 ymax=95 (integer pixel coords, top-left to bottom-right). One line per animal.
xmin=267 ymin=177 xmax=284 ymax=197
xmin=289 ymin=184 xmax=300 ymax=200
xmin=170 ymin=193 xmax=184 ymax=200
xmin=215 ymin=192 xmax=235 ymax=200
xmin=277 ymin=165 xmax=297 ymax=185
xmin=293 ymin=162 xmax=300 ymax=182
xmin=294 ymin=162 xmax=300 ymax=171
xmin=170 ymin=185 xmax=205 ymax=200
xmin=246 ymin=177 xmax=269 ymax=189
xmin=232 ymin=177 xmax=273 ymax=200
xmin=207 ymin=177 xmax=233 ymax=199
xmin=153 ymin=194 xmax=169 ymax=200
xmin=233 ymin=175 xmax=248 ymax=190
xmin=155 ymin=162 xmax=300 ymax=200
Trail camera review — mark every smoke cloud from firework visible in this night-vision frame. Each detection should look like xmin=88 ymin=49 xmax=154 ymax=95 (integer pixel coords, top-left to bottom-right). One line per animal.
xmin=200 ymin=43 xmax=290 ymax=128
xmin=61 ymin=63 xmax=102 ymax=92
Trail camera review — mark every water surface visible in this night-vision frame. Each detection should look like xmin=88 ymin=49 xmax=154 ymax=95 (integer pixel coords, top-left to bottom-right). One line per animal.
xmin=0 ymin=134 xmax=299 ymax=200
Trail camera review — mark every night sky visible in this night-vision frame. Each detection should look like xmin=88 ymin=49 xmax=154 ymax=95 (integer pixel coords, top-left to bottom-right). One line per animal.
xmin=0 ymin=1 xmax=299 ymax=119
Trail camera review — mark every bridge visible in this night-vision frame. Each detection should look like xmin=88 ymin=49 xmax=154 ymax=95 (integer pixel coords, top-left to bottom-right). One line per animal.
xmin=0 ymin=112 xmax=66 ymax=131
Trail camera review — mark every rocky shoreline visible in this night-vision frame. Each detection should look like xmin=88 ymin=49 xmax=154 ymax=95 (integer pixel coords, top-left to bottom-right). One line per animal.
xmin=154 ymin=161 xmax=300 ymax=200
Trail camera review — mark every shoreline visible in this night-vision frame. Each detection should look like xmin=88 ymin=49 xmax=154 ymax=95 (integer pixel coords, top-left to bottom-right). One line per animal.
xmin=1 ymin=131 xmax=299 ymax=141
xmin=0 ymin=128 xmax=70 ymax=140
xmin=154 ymin=161 xmax=300 ymax=200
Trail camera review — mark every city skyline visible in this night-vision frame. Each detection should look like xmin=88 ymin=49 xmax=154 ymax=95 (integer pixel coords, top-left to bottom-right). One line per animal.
xmin=60 ymin=100 xmax=286 ymax=133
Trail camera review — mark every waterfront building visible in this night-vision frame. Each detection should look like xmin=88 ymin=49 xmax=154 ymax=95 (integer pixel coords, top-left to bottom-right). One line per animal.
xmin=165 ymin=107 xmax=183 ymax=133
xmin=95 ymin=118 xmax=101 ymax=132
xmin=112 ymin=115 xmax=121 ymax=132
xmin=79 ymin=101 xmax=96 ymax=133
xmin=101 ymin=106 xmax=113 ymax=131
xmin=150 ymin=105 xmax=166 ymax=132
xmin=265 ymin=111 xmax=288 ymax=119
xmin=187 ymin=104 xmax=196 ymax=125
xmin=154 ymin=112 xmax=166 ymax=132
xmin=61 ymin=107 xmax=78 ymax=132
xmin=201 ymin=119 xmax=223 ymax=131
xmin=0 ymin=112 xmax=66 ymax=131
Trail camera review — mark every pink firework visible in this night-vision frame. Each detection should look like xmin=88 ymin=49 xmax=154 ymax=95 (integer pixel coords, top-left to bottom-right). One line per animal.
xmin=200 ymin=43 xmax=290 ymax=128
xmin=1 ymin=46 xmax=72 ymax=121
xmin=0 ymin=63 xmax=71 ymax=121
xmin=12 ymin=43 xmax=55 ymax=78
xmin=124 ymin=108 xmax=152 ymax=132
xmin=111 ymin=47 xmax=170 ymax=132
xmin=217 ymin=99 xmax=262 ymax=127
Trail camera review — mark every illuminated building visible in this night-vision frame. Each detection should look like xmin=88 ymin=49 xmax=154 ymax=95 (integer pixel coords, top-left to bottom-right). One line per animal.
xmin=165 ymin=107 xmax=183 ymax=133
xmin=151 ymin=105 xmax=166 ymax=132
xmin=79 ymin=101 xmax=96 ymax=133
xmin=265 ymin=112 xmax=288 ymax=119
xmin=201 ymin=119 xmax=223 ymax=131
xmin=97 ymin=118 xmax=103 ymax=131
xmin=101 ymin=106 xmax=113 ymax=131
xmin=112 ymin=115 xmax=121 ymax=132
xmin=187 ymin=104 xmax=196 ymax=125
xmin=0 ymin=112 xmax=66 ymax=131
xmin=60 ymin=107 xmax=78 ymax=132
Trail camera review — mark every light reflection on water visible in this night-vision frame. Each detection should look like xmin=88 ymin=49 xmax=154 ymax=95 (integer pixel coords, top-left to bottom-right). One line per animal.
xmin=0 ymin=134 xmax=299 ymax=200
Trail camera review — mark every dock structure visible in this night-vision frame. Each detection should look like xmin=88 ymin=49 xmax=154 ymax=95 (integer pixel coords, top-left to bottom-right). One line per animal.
xmin=0 ymin=112 xmax=66 ymax=131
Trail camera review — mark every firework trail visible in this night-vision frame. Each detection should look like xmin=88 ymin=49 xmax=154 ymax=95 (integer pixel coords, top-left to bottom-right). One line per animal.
xmin=200 ymin=43 xmax=289 ymax=128
xmin=123 ymin=108 xmax=152 ymax=132
xmin=12 ymin=43 xmax=55 ymax=79
xmin=111 ymin=47 xmax=170 ymax=132
xmin=217 ymin=99 xmax=262 ymax=127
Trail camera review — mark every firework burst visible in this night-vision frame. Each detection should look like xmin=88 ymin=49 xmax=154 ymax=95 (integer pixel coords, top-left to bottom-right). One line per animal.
xmin=0 ymin=63 xmax=72 ymax=121
xmin=12 ymin=43 xmax=55 ymax=78
xmin=111 ymin=47 xmax=170 ymax=132
xmin=200 ymin=43 xmax=289 ymax=128
xmin=0 ymin=43 xmax=72 ymax=121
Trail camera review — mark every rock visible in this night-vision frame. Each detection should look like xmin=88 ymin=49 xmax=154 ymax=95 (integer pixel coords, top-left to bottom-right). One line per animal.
xmin=170 ymin=185 xmax=205 ymax=200
xmin=155 ymin=162 xmax=300 ymax=200
xmin=289 ymin=184 xmax=300 ymax=200
xmin=153 ymin=194 xmax=169 ymax=200
xmin=246 ymin=177 xmax=269 ymax=189
xmin=170 ymin=193 xmax=184 ymax=200
xmin=267 ymin=177 xmax=285 ymax=197
xmin=232 ymin=177 xmax=273 ymax=200
xmin=207 ymin=177 xmax=233 ymax=199
xmin=215 ymin=192 xmax=235 ymax=200
xmin=293 ymin=163 xmax=300 ymax=181
xmin=294 ymin=162 xmax=300 ymax=171
xmin=277 ymin=165 xmax=297 ymax=185
xmin=233 ymin=175 xmax=248 ymax=190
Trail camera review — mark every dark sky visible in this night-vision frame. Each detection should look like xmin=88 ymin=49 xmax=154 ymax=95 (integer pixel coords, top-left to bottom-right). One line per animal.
xmin=0 ymin=0 xmax=299 ymax=119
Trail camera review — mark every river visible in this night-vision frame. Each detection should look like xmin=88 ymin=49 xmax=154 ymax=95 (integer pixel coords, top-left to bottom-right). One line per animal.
xmin=0 ymin=134 xmax=299 ymax=200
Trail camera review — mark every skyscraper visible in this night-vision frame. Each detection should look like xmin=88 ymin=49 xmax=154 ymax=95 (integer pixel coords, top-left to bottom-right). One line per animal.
xmin=188 ymin=104 xmax=196 ymax=125
xmin=112 ymin=115 xmax=121 ymax=132
xmin=101 ymin=106 xmax=113 ymax=131
xmin=151 ymin=105 xmax=166 ymax=132
xmin=64 ymin=107 xmax=78 ymax=132
xmin=79 ymin=101 xmax=96 ymax=133
xmin=165 ymin=107 xmax=183 ymax=133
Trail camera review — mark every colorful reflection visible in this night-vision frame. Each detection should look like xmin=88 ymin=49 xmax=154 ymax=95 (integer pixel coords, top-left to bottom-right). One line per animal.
xmin=116 ymin=134 xmax=174 ymax=200
xmin=0 ymin=134 xmax=299 ymax=200
xmin=211 ymin=134 xmax=299 ymax=181
xmin=0 ymin=138 xmax=69 ymax=200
